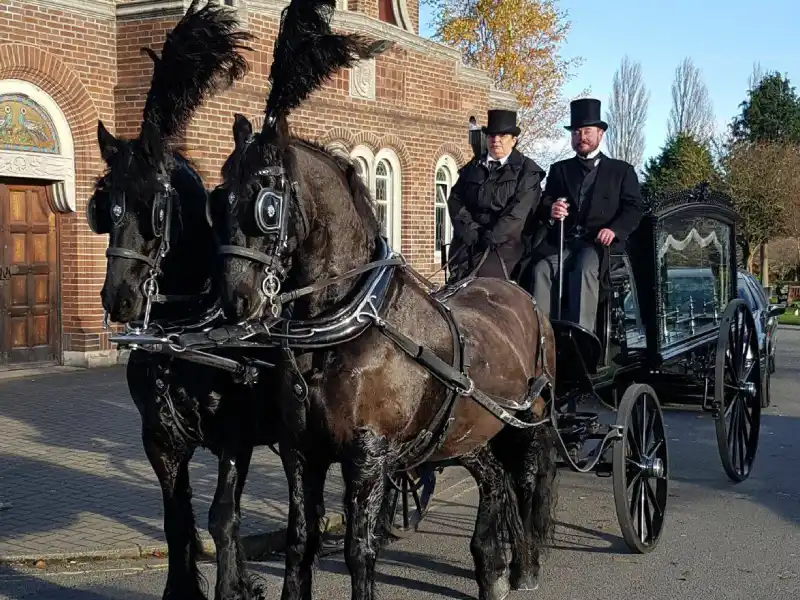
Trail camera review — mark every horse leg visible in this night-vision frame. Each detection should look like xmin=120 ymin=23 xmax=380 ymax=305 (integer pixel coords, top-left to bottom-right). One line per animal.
xmin=143 ymin=432 xmax=205 ymax=600
xmin=493 ymin=425 xmax=558 ymax=591
xmin=460 ymin=447 xmax=515 ymax=600
xmin=233 ymin=447 xmax=253 ymax=522
xmin=209 ymin=448 xmax=251 ymax=600
xmin=342 ymin=431 xmax=388 ymax=600
xmin=280 ymin=446 xmax=329 ymax=600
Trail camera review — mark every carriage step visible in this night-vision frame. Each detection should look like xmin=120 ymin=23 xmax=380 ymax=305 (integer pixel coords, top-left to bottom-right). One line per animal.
xmin=594 ymin=462 xmax=613 ymax=477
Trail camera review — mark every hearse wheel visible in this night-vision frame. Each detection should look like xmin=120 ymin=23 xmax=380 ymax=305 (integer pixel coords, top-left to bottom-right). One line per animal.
xmin=612 ymin=383 xmax=669 ymax=554
xmin=715 ymin=299 xmax=762 ymax=483
xmin=385 ymin=469 xmax=437 ymax=538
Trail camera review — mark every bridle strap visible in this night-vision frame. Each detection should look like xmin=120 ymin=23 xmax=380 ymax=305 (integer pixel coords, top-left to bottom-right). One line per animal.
xmin=106 ymin=247 xmax=157 ymax=269
xmin=218 ymin=244 xmax=285 ymax=274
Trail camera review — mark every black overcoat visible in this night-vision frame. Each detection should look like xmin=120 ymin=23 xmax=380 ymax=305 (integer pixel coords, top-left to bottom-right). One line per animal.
xmin=533 ymin=153 xmax=644 ymax=258
xmin=447 ymin=148 xmax=544 ymax=280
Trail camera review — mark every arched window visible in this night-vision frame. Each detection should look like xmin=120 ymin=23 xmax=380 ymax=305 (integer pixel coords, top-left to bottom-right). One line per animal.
xmin=374 ymin=149 xmax=402 ymax=250
xmin=348 ymin=146 xmax=402 ymax=251
xmin=374 ymin=159 xmax=392 ymax=239
xmin=434 ymin=155 xmax=459 ymax=261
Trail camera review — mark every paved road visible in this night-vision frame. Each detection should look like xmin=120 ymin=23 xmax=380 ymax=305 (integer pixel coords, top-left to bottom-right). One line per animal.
xmin=2 ymin=328 xmax=799 ymax=599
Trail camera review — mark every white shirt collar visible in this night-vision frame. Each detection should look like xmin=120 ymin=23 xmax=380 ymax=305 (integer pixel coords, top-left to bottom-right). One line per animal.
xmin=577 ymin=148 xmax=601 ymax=160
xmin=487 ymin=153 xmax=510 ymax=166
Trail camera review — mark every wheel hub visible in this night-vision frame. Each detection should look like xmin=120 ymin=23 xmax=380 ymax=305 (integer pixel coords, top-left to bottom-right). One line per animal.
xmin=643 ymin=456 xmax=665 ymax=479
xmin=739 ymin=381 xmax=757 ymax=397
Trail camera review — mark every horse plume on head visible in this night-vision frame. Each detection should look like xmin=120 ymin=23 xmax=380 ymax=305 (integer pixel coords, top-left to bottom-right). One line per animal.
xmin=88 ymin=0 xmax=253 ymax=324
xmin=211 ymin=0 xmax=393 ymax=322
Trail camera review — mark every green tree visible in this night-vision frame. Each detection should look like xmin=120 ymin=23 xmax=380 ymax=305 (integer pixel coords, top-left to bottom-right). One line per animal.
xmin=641 ymin=133 xmax=718 ymax=198
xmin=730 ymin=72 xmax=800 ymax=144
xmin=726 ymin=71 xmax=800 ymax=282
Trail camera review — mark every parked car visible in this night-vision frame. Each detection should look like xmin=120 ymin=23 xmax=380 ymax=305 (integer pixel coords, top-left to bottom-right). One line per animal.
xmin=737 ymin=270 xmax=785 ymax=406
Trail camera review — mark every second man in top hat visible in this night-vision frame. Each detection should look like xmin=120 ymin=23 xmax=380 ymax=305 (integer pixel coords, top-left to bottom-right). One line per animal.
xmin=446 ymin=108 xmax=545 ymax=281
xmin=530 ymin=98 xmax=644 ymax=331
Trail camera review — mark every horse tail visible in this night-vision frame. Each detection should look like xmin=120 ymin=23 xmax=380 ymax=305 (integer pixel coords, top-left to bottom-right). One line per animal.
xmin=530 ymin=426 xmax=558 ymax=553
xmin=500 ymin=468 xmax=527 ymax=556
xmin=140 ymin=0 xmax=253 ymax=143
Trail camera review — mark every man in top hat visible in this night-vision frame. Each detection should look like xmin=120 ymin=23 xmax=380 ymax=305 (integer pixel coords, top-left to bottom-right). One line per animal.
xmin=446 ymin=109 xmax=545 ymax=281
xmin=531 ymin=98 xmax=643 ymax=331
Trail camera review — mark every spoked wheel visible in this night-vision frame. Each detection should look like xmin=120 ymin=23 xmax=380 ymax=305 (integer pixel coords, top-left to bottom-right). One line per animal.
xmin=612 ymin=383 xmax=669 ymax=554
xmin=715 ymin=299 xmax=762 ymax=482
xmin=761 ymin=368 xmax=771 ymax=409
xmin=385 ymin=469 xmax=437 ymax=538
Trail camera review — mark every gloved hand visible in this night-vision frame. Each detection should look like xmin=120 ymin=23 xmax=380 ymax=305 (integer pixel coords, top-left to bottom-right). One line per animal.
xmin=481 ymin=229 xmax=497 ymax=247
xmin=462 ymin=227 xmax=479 ymax=246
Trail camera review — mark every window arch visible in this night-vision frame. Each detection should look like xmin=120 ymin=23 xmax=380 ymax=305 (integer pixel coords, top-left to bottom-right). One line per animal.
xmin=350 ymin=145 xmax=402 ymax=251
xmin=434 ymin=155 xmax=459 ymax=261
xmin=373 ymin=148 xmax=402 ymax=250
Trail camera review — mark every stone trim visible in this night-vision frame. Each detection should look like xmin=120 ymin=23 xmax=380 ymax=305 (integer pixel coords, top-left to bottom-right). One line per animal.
xmin=0 ymin=79 xmax=77 ymax=212
xmin=24 ymin=0 xmax=115 ymax=20
xmin=0 ymin=46 xmax=100 ymax=213
xmin=63 ymin=349 xmax=123 ymax=368
xmin=116 ymin=0 xmax=186 ymax=20
xmin=489 ymin=88 xmax=519 ymax=111
xmin=391 ymin=0 xmax=413 ymax=34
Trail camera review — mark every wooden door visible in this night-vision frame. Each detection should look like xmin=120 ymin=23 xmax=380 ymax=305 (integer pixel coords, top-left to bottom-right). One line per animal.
xmin=0 ymin=181 xmax=59 ymax=365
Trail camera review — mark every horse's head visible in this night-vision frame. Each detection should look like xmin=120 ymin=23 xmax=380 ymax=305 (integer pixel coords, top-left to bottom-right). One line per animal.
xmin=210 ymin=114 xmax=309 ymax=322
xmin=208 ymin=0 xmax=393 ymax=324
xmin=211 ymin=111 xmax=388 ymax=323
xmin=85 ymin=0 xmax=253 ymax=325
xmin=88 ymin=121 xmax=208 ymax=323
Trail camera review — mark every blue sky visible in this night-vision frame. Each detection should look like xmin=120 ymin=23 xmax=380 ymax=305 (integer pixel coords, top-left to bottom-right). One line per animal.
xmin=418 ymin=0 xmax=797 ymax=164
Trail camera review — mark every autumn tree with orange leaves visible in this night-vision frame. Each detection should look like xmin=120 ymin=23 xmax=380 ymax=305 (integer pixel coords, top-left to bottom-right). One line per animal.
xmin=426 ymin=0 xmax=582 ymax=160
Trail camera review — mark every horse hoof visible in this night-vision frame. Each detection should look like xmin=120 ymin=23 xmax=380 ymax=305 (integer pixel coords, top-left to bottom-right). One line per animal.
xmin=484 ymin=576 xmax=511 ymax=600
xmin=510 ymin=572 xmax=539 ymax=591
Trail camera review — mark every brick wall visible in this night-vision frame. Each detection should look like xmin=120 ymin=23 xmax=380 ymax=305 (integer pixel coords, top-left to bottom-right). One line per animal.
xmin=0 ymin=0 xmax=116 ymax=358
xmin=1 ymin=0 xmax=509 ymax=365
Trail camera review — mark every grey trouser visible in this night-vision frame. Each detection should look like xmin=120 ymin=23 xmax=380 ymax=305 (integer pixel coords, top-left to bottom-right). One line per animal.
xmin=532 ymin=240 xmax=600 ymax=331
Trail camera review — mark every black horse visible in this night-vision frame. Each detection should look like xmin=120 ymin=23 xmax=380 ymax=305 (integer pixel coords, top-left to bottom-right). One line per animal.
xmin=205 ymin=2 xmax=557 ymax=599
xmin=87 ymin=3 xmax=281 ymax=599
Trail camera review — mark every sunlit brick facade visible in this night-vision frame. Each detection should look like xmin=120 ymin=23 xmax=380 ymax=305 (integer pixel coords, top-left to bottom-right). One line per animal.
xmin=0 ymin=0 xmax=516 ymax=368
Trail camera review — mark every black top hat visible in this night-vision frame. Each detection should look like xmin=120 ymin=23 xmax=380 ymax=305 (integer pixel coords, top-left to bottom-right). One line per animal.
xmin=565 ymin=98 xmax=608 ymax=131
xmin=482 ymin=109 xmax=521 ymax=136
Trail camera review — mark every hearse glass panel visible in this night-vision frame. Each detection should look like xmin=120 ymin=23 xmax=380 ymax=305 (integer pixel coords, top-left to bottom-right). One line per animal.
xmin=656 ymin=212 xmax=732 ymax=347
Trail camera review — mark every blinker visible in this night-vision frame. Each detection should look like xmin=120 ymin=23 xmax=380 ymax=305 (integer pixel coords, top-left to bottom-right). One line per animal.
xmin=254 ymin=186 xmax=283 ymax=234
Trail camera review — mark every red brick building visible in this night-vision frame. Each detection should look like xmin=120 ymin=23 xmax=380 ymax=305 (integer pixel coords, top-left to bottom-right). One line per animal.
xmin=0 ymin=0 xmax=516 ymax=370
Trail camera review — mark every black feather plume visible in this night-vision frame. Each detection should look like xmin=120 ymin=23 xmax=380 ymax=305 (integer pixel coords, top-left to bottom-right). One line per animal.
xmin=141 ymin=0 xmax=254 ymax=142
xmin=264 ymin=0 xmax=393 ymax=127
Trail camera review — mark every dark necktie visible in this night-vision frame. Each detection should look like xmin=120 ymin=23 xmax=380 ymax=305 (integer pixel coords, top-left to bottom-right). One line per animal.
xmin=578 ymin=155 xmax=599 ymax=172
xmin=487 ymin=160 xmax=499 ymax=173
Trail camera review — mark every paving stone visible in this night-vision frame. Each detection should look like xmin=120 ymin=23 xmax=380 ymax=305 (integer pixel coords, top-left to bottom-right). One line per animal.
xmin=0 ymin=366 xmax=469 ymax=560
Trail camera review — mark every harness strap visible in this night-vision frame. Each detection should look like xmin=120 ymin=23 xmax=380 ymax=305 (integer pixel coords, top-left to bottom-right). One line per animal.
xmin=392 ymin=298 xmax=464 ymax=471
xmin=278 ymin=257 xmax=405 ymax=305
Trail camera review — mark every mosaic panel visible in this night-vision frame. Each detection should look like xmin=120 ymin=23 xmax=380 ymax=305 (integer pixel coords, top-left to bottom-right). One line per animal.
xmin=0 ymin=94 xmax=60 ymax=154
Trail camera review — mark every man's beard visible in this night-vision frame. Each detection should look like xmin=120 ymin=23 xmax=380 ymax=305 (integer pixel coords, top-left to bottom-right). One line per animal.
xmin=575 ymin=142 xmax=598 ymax=157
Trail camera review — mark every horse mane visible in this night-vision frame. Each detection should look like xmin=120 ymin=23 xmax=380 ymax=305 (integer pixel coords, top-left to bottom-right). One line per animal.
xmin=141 ymin=0 xmax=253 ymax=144
xmin=292 ymin=138 xmax=379 ymax=236
xmin=263 ymin=0 xmax=390 ymax=127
